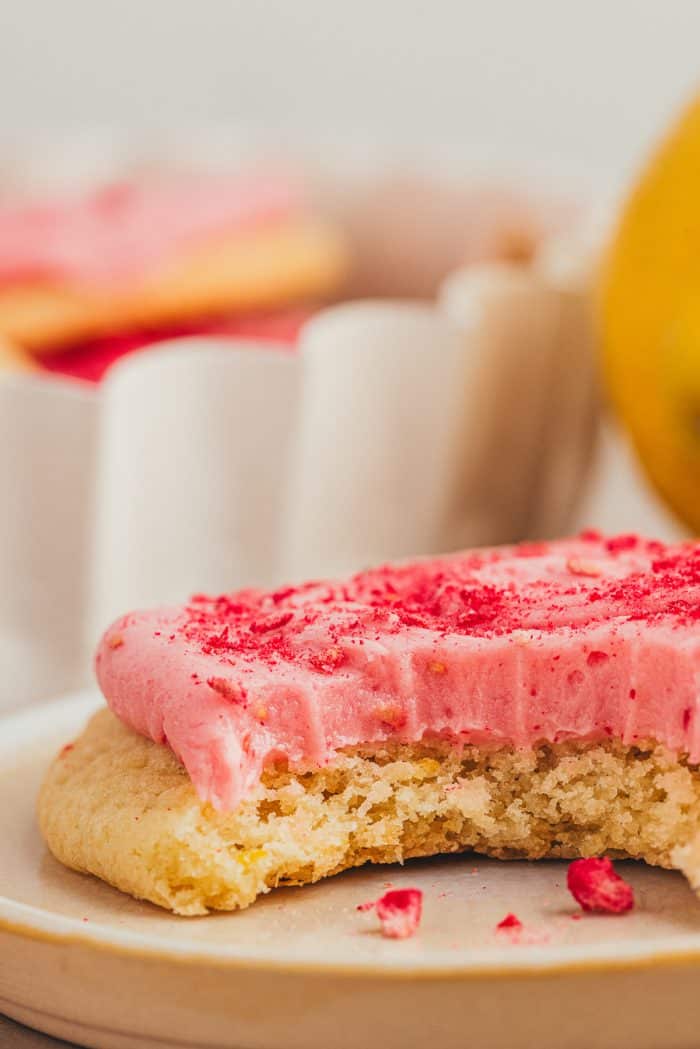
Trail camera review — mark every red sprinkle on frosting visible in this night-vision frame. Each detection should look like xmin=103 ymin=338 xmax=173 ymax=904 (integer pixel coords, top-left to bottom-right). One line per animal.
xmin=176 ymin=533 xmax=700 ymax=674
xmin=605 ymin=534 xmax=639 ymax=553
xmin=308 ymin=646 xmax=346 ymax=674
xmin=206 ymin=677 xmax=247 ymax=705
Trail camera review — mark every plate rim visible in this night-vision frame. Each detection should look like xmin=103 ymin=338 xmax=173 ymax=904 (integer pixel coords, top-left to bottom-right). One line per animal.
xmin=5 ymin=689 xmax=700 ymax=980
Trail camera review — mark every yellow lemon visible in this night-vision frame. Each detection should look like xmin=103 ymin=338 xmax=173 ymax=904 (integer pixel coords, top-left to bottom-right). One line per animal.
xmin=601 ymin=94 xmax=700 ymax=532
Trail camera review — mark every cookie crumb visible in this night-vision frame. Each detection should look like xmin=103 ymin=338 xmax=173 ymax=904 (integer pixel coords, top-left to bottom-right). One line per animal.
xmin=567 ymin=558 xmax=602 ymax=578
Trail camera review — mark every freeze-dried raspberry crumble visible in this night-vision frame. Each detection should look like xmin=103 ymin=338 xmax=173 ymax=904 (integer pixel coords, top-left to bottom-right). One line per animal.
xmin=496 ymin=912 xmax=523 ymax=931
xmin=357 ymin=888 xmax=423 ymax=939
xmin=567 ymin=857 xmax=634 ymax=914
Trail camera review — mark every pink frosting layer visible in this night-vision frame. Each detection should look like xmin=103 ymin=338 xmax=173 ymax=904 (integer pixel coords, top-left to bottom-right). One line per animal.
xmin=96 ymin=533 xmax=700 ymax=811
xmin=0 ymin=175 xmax=297 ymax=286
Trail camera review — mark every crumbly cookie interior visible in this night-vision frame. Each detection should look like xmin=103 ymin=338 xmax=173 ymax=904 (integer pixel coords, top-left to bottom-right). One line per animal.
xmin=38 ymin=709 xmax=700 ymax=915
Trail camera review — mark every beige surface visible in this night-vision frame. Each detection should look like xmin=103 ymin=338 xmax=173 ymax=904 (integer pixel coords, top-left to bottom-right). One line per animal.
xmin=5 ymin=693 xmax=700 ymax=1049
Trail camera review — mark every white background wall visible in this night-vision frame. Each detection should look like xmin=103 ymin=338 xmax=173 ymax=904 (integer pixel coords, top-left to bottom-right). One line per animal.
xmin=0 ymin=0 xmax=697 ymax=189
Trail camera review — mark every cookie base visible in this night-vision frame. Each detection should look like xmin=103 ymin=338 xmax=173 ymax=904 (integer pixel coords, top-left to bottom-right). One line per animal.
xmin=38 ymin=709 xmax=700 ymax=915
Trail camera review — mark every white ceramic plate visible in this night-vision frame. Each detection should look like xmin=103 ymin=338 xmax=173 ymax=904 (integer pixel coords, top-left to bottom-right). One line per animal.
xmin=2 ymin=692 xmax=700 ymax=1049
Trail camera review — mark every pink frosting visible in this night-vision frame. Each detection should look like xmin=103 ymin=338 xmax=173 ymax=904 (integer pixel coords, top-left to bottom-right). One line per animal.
xmin=96 ymin=533 xmax=700 ymax=811
xmin=0 ymin=176 xmax=297 ymax=286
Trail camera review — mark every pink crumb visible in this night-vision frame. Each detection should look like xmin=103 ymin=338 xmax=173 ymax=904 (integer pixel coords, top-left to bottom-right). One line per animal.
xmin=567 ymin=858 xmax=634 ymax=914
xmin=357 ymin=888 xmax=423 ymax=939
xmin=496 ymin=913 xmax=523 ymax=931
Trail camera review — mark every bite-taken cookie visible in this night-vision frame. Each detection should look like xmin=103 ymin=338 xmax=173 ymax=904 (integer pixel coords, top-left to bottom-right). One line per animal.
xmin=39 ymin=532 xmax=700 ymax=915
xmin=0 ymin=175 xmax=347 ymax=355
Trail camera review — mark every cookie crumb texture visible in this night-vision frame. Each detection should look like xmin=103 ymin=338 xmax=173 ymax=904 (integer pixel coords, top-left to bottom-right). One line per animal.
xmin=38 ymin=710 xmax=700 ymax=915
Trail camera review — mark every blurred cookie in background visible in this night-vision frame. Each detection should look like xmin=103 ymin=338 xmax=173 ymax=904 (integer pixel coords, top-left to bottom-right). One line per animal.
xmin=0 ymin=173 xmax=347 ymax=377
xmin=0 ymin=155 xmax=587 ymax=385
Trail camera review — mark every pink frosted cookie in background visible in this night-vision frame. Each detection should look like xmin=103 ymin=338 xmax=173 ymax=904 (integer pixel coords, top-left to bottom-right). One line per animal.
xmin=0 ymin=174 xmax=347 ymax=355
xmin=0 ymin=169 xmax=581 ymax=381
